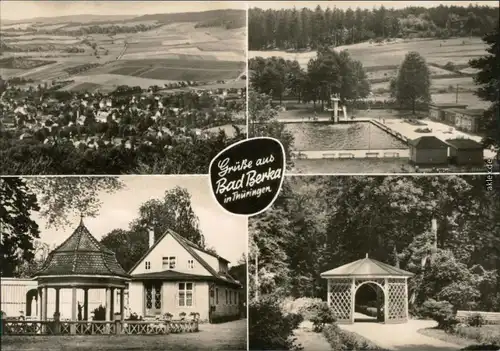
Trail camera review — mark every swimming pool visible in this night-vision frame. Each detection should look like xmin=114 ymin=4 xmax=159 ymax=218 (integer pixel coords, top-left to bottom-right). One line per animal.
xmin=285 ymin=121 xmax=407 ymax=151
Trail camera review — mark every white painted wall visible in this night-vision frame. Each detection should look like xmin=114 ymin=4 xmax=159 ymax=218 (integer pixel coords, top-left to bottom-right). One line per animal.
xmin=131 ymin=234 xmax=212 ymax=277
xmin=192 ymin=247 xmax=220 ymax=272
xmin=128 ymin=281 xmax=144 ymax=317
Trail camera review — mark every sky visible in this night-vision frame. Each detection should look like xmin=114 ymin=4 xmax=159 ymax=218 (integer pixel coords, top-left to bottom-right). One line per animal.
xmin=0 ymin=1 xmax=245 ymax=21
xmin=29 ymin=176 xmax=247 ymax=266
xmin=251 ymin=1 xmax=499 ymax=10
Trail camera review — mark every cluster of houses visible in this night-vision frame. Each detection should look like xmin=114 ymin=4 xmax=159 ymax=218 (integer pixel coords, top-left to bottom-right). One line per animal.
xmin=0 ymin=83 xmax=246 ymax=149
xmin=1 ymin=221 xmax=242 ymax=323
xmin=407 ymin=103 xmax=495 ymax=168
xmin=429 ymin=102 xmax=485 ymax=133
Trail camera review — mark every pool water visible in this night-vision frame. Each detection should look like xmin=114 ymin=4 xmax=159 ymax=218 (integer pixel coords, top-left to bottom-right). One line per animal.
xmin=285 ymin=122 xmax=407 ymax=151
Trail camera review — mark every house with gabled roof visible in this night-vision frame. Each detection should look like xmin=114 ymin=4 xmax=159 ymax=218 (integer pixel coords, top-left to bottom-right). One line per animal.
xmin=128 ymin=229 xmax=241 ymax=323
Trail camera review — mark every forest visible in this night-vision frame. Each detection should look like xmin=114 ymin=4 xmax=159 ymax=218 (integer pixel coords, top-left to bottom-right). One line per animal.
xmin=249 ymin=4 xmax=499 ymax=50
xmin=249 ymin=175 xmax=500 ymax=350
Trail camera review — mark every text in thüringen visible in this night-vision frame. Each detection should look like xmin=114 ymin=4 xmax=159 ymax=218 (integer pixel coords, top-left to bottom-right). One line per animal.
xmin=214 ymin=155 xmax=282 ymax=203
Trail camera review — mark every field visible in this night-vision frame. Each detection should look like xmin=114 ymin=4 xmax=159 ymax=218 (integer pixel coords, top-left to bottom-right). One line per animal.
xmin=250 ymin=37 xmax=488 ymax=109
xmin=1 ymin=19 xmax=246 ymax=91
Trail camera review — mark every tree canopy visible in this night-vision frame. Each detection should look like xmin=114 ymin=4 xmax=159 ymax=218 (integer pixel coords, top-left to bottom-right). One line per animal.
xmin=390 ymin=51 xmax=431 ymax=113
xmin=249 ymin=5 xmax=499 ymax=50
xmin=469 ymin=28 xmax=500 ymax=152
xmin=101 ymin=186 xmax=206 ymax=272
xmin=250 ymin=48 xmax=370 ymax=108
xmin=0 ymin=177 xmax=41 ymax=276
xmin=249 ymin=175 xmax=500 ymax=312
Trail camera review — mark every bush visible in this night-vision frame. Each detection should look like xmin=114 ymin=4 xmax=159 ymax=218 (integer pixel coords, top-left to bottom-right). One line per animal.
xmin=420 ymin=299 xmax=456 ymax=330
xmin=307 ymin=302 xmax=337 ymax=332
xmin=91 ymin=305 xmax=106 ymax=321
xmin=461 ymin=344 xmax=500 ymax=350
xmin=249 ymin=297 xmax=302 ymax=350
xmin=323 ymin=324 xmax=387 ymax=350
xmin=286 ymin=313 xmax=304 ymax=330
xmin=453 ymin=325 xmax=500 ymax=344
xmin=467 ymin=313 xmax=486 ymax=328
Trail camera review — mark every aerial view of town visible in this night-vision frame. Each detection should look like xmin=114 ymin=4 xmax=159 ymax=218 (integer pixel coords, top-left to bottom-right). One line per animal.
xmin=0 ymin=1 xmax=247 ymax=175
xmin=248 ymin=1 xmax=499 ymax=173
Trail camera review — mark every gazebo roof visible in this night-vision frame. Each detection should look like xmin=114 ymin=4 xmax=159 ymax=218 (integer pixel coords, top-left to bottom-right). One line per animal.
xmin=320 ymin=255 xmax=414 ymax=278
xmin=33 ymin=220 xmax=129 ymax=279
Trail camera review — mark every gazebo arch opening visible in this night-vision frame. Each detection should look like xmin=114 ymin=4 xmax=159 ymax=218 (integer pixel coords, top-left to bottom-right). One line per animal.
xmin=354 ymin=281 xmax=384 ymax=323
xmin=321 ymin=254 xmax=414 ymax=324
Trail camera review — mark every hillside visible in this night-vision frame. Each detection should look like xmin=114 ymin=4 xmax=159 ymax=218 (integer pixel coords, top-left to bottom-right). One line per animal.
xmin=1 ymin=9 xmax=246 ymax=30
xmin=249 ymin=4 xmax=499 ymax=51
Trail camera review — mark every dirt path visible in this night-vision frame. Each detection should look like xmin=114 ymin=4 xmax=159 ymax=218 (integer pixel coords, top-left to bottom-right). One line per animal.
xmin=294 ymin=321 xmax=332 ymax=351
xmin=340 ymin=317 xmax=461 ymax=351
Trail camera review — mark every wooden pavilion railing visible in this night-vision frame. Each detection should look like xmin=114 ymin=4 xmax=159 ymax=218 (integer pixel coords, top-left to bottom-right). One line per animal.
xmin=1 ymin=319 xmax=199 ymax=335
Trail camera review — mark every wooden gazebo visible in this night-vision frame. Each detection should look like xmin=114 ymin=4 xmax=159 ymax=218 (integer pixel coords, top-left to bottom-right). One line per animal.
xmin=32 ymin=218 xmax=130 ymax=332
xmin=320 ymin=254 xmax=414 ymax=324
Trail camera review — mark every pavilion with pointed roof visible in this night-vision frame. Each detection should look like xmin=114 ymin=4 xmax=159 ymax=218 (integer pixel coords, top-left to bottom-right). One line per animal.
xmin=320 ymin=254 xmax=414 ymax=324
xmin=32 ymin=218 xmax=130 ymax=331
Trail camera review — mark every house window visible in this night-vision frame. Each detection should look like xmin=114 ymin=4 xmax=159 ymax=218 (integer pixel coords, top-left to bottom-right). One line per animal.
xmin=229 ymin=290 xmax=232 ymax=304
xmin=145 ymin=261 xmax=151 ymax=270
xmin=225 ymin=289 xmax=228 ymax=304
xmin=162 ymin=256 xmax=176 ymax=269
xmin=216 ymin=288 xmax=219 ymax=304
xmin=235 ymin=291 xmax=238 ymax=305
xmin=145 ymin=282 xmax=162 ymax=315
xmin=187 ymin=259 xmax=195 ymax=269
xmin=178 ymin=282 xmax=194 ymax=307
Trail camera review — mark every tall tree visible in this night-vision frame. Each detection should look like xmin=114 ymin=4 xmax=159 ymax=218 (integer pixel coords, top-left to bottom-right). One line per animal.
xmin=392 ymin=51 xmax=431 ymax=114
xmin=0 ymin=177 xmax=40 ymax=276
xmin=101 ymin=186 xmax=205 ymax=272
xmin=26 ymin=177 xmax=124 ymax=229
xmin=469 ymin=28 xmax=500 ymax=152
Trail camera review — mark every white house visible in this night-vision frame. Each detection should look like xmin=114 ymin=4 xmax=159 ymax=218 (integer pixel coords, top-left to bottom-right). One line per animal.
xmin=1 ymin=225 xmax=241 ymax=324
xmin=128 ymin=229 xmax=241 ymax=323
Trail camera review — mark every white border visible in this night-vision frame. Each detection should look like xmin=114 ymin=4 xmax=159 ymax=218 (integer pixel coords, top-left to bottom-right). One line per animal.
xmin=207 ymin=136 xmax=286 ymax=218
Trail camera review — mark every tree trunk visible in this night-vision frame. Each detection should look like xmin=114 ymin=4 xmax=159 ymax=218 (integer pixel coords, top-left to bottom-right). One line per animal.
xmin=412 ymin=99 xmax=416 ymax=115
xmin=393 ymin=246 xmax=400 ymax=268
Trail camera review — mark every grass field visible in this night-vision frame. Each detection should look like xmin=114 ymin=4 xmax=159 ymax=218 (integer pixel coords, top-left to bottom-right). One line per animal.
xmin=2 ymin=20 xmax=246 ymax=87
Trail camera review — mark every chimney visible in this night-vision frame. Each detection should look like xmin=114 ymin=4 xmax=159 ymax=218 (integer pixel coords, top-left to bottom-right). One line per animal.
xmin=148 ymin=229 xmax=154 ymax=248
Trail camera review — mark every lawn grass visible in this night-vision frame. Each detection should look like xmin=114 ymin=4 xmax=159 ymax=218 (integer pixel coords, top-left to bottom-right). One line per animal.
xmin=1 ymin=319 xmax=247 ymax=351
xmin=419 ymin=327 xmax=474 ymax=347
xmin=418 ymin=325 xmax=500 ymax=349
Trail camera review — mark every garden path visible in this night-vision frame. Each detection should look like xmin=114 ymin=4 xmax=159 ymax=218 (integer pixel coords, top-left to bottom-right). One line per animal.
xmin=294 ymin=321 xmax=332 ymax=351
xmin=340 ymin=315 xmax=462 ymax=351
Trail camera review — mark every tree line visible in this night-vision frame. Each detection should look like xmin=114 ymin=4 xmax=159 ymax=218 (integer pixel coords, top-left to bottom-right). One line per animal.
xmin=249 ymin=4 xmax=499 ymax=50
xmin=249 ymin=47 xmax=370 ymax=108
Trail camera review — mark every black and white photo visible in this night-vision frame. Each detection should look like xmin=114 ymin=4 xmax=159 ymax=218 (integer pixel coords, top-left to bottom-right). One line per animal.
xmin=248 ymin=1 xmax=499 ymax=174
xmin=0 ymin=1 xmax=247 ymax=175
xmin=0 ymin=176 xmax=247 ymax=350
xmin=249 ymin=174 xmax=500 ymax=350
